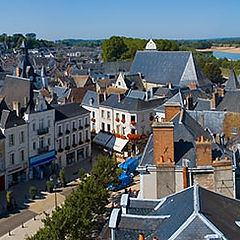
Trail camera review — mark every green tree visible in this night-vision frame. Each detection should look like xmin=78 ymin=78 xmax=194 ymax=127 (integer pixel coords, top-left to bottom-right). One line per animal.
xmin=59 ymin=169 xmax=66 ymax=187
xmin=203 ymin=63 xmax=223 ymax=84
xmin=27 ymin=155 xmax=120 ymax=240
xmin=102 ymin=36 xmax=128 ymax=62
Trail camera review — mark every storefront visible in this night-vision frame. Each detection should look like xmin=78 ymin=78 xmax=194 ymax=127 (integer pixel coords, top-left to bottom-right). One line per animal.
xmin=29 ymin=150 xmax=56 ymax=179
xmin=7 ymin=162 xmax=28 ymax=188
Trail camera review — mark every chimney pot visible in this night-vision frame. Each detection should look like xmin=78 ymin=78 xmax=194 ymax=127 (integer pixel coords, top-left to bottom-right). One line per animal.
xmin=200 ymin=136 xmax=204 ymax=142
xmin=215 ymin=157 xmax=220 ymax=161
xmin=224 ymin=156 xmax=229 ymax=161
xmin=139 ymin=233 xmax=144 ymax=240
xmin=159 ymin=156 xmax=164 ymax=163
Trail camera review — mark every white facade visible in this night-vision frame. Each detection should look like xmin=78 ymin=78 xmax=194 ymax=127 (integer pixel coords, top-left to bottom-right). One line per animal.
xmin=55 ymin=113 xmax=91 ymax=168
xmin=24 ymin=93 xmax=55 ymax=179
xmin=82 ymin=105 xmax=100 ymax=133
xmin=1 ymin=124 xmax=28 ymax=189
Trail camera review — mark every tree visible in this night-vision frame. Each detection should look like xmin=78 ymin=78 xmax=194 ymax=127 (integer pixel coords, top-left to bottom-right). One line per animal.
xmin=203 ymin=63 xmax=223 ymax=84
xmin=102 ymin=36 xmax=128 ymax=62
xmin=59 ymin=169 xmax=66 ymax=187
xmin=27 ymin=155 xmax=120 ymax=240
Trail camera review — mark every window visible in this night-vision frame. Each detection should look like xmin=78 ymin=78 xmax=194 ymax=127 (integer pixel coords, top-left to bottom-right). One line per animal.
xmin=122 ymin=114 xmax=125 ymax=120
xmin=77 ymin=149 xmax=84 ymax=161
xmin=85 ymin=130 xmax=89 ymax=140
xmin=33 ymin=142 xmax=36 ymax=150
xmin=73 ymin=134 xmax=76 ymax=145
xmin=48 ymin=138 xmax=51 ymax=145
xmin=72 ymin=121 xmax=75 ymax=129
xmin=107 ymin=111 xmax=111 ymax=120
xmin=66 ymin=152 xmax=75 ymax=165
xmin=79 ymin=132 xmax=82 ymax=142
xmin=131 ymin=115 xmax=136 ymax=122
xmin=58 ymin=125 xmax=62 ymax=134
xmin=66 ymin=136 xmax=69 ymax=146
xmin=102 ymin=122 xmax=105 ymax=131
xmin=118 ymin=81 xmax=121 ymax=86
xmin=20 ymin=150 xmax=24 ymax=161
xmin=79 ymin=119 xmax=82 ymax=127
xmin=59 ymin=139 xmax=62 ymax=149
xmin=48 ymin=120 xmax=51 ymax=128
xmin=92 ymin=111 xmax=95 ymax=118
xmin=9 ymin=134 xmax=14 ymax=147
xmin=39 ymin=119 xmax=44 ymax=129
xmin=66 ymin=123 xmax=69 ymax=131
xmin=107 ymin=124 xmax=111 ymax=132
xmin=39 ymin=138 xmax=44 ymax=148
xmin=122 ymin=127 xmax=125 ymax=135
xmin=131 ymin=129 xmax=136 ymax=134
xmin=85 ymin=118 xmax=88 ymax=125
xmin=101 ymin=110 xmax=104 ymax=118
xmin=10 ymin=153 xmax=14 ymax=165
xmin=33 ymin=123 xmax=36 ymax=131
xmin=19 ymin=131 xmax=24 ymax=143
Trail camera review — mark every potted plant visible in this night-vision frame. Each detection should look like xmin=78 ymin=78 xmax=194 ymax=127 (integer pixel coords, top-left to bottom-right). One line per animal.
xmin=59 ymin=169 xmax=66 ymax=187
xmin=6 ymin=191 xmax=13 ymax=211
xmin=29 ymin=186 xmax=36 ymax=200
xmin=46 ymin=180 xmax=54 ymax=193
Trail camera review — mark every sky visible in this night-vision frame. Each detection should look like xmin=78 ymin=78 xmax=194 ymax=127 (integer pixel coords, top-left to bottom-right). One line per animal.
xmin=0 ymin=0 xmax=239 ymax=41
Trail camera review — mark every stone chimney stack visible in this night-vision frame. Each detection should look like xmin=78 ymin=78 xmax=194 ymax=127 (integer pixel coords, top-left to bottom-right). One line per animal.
xmin=12 ymin=101 xmax=20 ymax=117
xmin=212 ymin=156 xmax=234 ymax=198
xmin=186 ymin=94 xmax=193 ymax=110
xmin=164 ymin=102 xmax=181 ymax=122
xmin=211 ymin=90 xmax=218 ymax=109
xmin=196 ymin=136 xmax=212 ymax=166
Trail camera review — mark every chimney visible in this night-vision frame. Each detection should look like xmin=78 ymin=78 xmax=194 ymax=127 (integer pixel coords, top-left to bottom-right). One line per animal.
xmin=152 ymin=121 xmax=175 ymax=166
xmin=139 ymin=233 xmax=144 ymax=240
xmin=212 ymin=156 xmax=234 ymax=198
xmin=211 ymin=90 xmax=218 ymax=109
xmin=186 ymin=94 xmax=193 ymax=110
xmin=200 ymin=113 xmax=204 ymax=128
xmin=183 ymin=166 xmax=188 ymax=188
xmin=168 ymin=82 xmax=172 ymax=89
xmin=152 ymin=121 xmax=176 ymax=198
xmin=189 ymin=81 xmax=197 ymax=90
xmin=98 ymin=93 xmax=104 ymax=103
xmin=164 ymin=102 xmax=181 ymax=122
xmin=196 ymin=136 xmax=212 ymax=166
xmin=118 ymin=94 xmax=121 ymax=103
xmin=12 ymin=101 xmax=20 ymax=117
xmin=16 ymin=67 xmax=20 ymax=77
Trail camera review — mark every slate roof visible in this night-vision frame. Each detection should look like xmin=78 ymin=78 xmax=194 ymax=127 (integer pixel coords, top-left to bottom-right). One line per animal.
xmin=81 ymin=90 xmax=99 ymax=108
xmin=216 ymin=90 xmax=240 ymax=113
xmin=193 ymin=99 xmax=211 ymax=111
xmin=225 ymin=69 xmax=240 ymax=90
xmin=127 ymin=90 xmax=146 ymax=100
xmin=52 ymin=102 xmax=89 ymax=121
xmin=139 ymin=110 xmax=214 ymax=168
xmin=130 ymin=51 xmax=212 ymax=90
xmin=110 ymin=185 xmax=240 ymax=240
xmin=0 ymin=109 xmax=26 ymax=129
xmin=187 ymin=110 xmax=226 ymax=135
xmin=123 ymin=74 xmax=145 ymax=91
xmin=100 ymin=95 xmax=165 ymax=112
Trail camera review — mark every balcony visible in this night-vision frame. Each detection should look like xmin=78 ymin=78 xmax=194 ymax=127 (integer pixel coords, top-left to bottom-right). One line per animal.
xmin=58 ymin=132 xmax=63 ymax=137
xmin=72 ymin=128 xmax=77 ymax=132
xmin=85 ymin=138 xmax=90 ymax=143
xmin=85 ymin=123 xmax=90 ymax=128
xmin=72 ymin=143 xmax=77 ymax=148
xmin=37 ymin=128 xmax=49 ymax=136
xmin=38 ymin=146 xmax=49 ymax=154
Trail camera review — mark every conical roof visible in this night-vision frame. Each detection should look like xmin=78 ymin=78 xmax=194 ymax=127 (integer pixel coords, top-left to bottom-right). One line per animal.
xmin=225 ymin=69 xmax=240 ymax=90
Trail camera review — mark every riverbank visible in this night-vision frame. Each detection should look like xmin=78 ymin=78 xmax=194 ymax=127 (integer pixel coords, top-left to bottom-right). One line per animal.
xmin=196 ymin=46 xmax=240 ymax=54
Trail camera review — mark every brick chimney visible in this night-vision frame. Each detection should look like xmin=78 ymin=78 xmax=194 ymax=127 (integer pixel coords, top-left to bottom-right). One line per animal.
xmin=186 ymin=94 xmax=193 ymax=110
xmin=152 ymin=121 xmax=175 ymax=166
xmin=152 ymin=121 xmax=176 ymax=198
xmin=211 ymin=90 xmax=218 ymax=109
xmin=196 ymin=136 xmax=212 ymax=166
xmin=164 ymin=102 xmax=181 ymax=122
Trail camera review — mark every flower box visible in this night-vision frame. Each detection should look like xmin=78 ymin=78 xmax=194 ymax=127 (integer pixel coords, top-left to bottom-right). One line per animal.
xmin=65 ymin=130 xmax=70 ymax=134
xmin=131 ymin=121 xmax=136 ymax=125
xmin=121 ymin=119 xmax=126 ymax=123
xmin=65 ymin=146 xmax=70 ymax=151
xmin=116 ymin=118 xmax=120 ymax=122
xmin=91 ymin=118 xmax=96 ymax=123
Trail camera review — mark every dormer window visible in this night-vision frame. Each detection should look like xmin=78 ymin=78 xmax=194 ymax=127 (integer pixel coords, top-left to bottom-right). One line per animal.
xmin=89 ymin=98 xmax=94 ymax=106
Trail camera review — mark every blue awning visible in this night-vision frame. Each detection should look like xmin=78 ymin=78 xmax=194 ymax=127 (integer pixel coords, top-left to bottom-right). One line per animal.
xmin=30 ymin=150 xmax=56 ymax=167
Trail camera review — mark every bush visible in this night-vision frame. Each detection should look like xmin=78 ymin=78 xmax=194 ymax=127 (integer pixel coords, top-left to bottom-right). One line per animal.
xmin=6 ymin=191 xmax=13 ymax=211
xmin=46 ymin=181 xmax=54 ymax=193
xmin=59 ymin=169 xmax=66 ymax=187
xmin=29 ymin=186 xmax=37 ymax=199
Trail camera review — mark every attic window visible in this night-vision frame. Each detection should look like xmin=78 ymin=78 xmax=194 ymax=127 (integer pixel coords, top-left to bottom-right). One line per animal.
xmin=232 ymin=128 xmax=237 ymax=135
xmin=89 ymin=98 xmax=94 ymax=106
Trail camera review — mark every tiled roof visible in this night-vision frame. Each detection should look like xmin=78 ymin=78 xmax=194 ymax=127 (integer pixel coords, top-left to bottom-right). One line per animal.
xmin=217 ymin=90 xmax=240 ymax=113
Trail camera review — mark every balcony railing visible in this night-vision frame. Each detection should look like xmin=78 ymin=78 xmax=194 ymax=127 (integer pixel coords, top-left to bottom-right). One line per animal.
xmin=38 ymin=146 xmax=49 ymax=154
xmin=37 ymin=128 xmax=49 ymax=136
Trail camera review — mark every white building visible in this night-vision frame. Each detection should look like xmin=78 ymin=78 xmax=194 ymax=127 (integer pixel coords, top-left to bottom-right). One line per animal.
xmin=53 ymin=103 xmax=91 ymax=168
xmin=81 ymin=90 xmax=100 ymax=133
xmin=0 ymin=110 xmax=28 ymax=189
xmin=24 ymin=92 xmax=55 ymax=179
